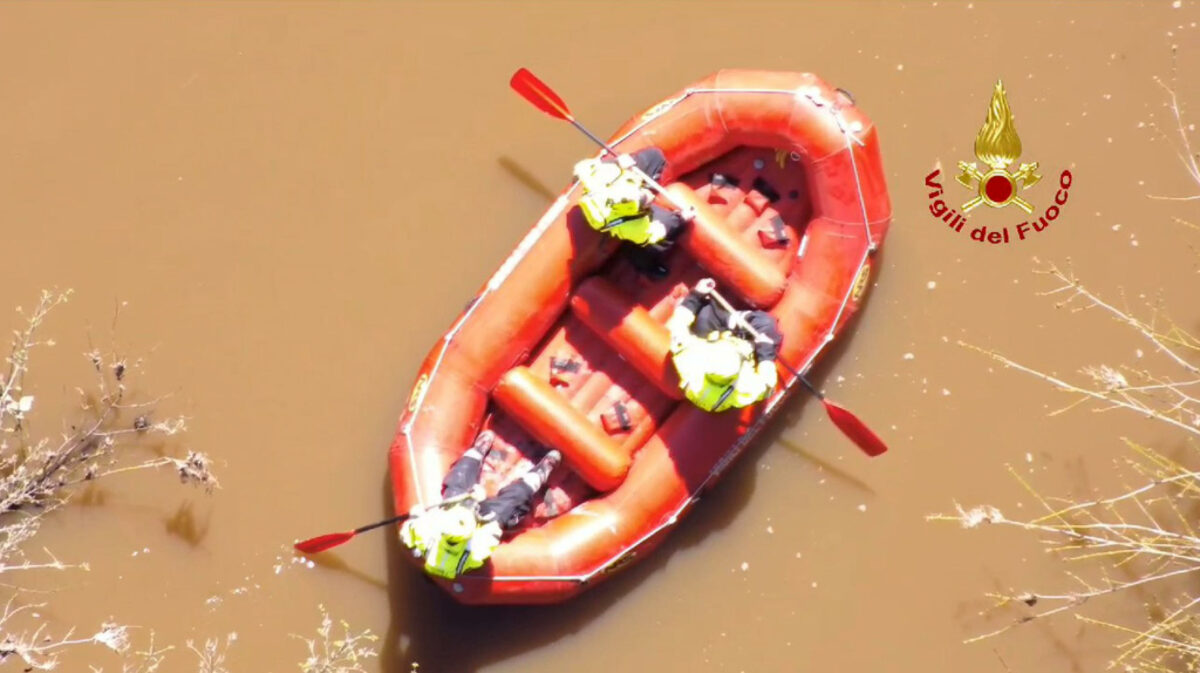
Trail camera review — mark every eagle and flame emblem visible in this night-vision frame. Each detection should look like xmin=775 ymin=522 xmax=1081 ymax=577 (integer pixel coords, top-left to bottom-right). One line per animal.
xmin=956 ymin=81 xmax=1041 ymax=213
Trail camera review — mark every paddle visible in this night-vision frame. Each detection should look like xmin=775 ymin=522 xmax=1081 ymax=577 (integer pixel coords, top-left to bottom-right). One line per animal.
xmin=294 ymin=491 xmax=474 ymax=554
xmin=509 ymin=67 xmax=692 ymax=213
xmin=704 ymin=284 xmax=889 ymax=458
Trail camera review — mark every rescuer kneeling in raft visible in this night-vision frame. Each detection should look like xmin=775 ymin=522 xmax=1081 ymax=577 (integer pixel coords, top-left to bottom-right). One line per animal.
xmin=400 ymin=431 xmax=561 ymax=580
xmin=667 ymin=278 xmax=783 ymax=412
xmin=573 ymin=146 xmax=696 ymax=278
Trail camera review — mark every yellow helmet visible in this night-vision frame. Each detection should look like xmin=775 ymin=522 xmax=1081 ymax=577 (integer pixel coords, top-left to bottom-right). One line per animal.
xmin=703 ymin=337 xmax=744 ymax=385
xmin=440 ymin=507 xmax=475 ymax=544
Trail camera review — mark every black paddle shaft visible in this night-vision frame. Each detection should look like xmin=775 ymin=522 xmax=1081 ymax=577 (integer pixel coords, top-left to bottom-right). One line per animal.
xmin=354 ymin=513 xmax=409 ymax=535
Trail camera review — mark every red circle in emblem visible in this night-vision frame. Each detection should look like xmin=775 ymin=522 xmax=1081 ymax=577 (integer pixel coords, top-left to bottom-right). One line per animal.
xmin=984 ymin=175 xmax=1014 ymax=203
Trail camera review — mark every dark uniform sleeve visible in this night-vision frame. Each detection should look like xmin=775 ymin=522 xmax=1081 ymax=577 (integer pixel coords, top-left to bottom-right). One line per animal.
xmin=746 ymin=311 xmax=782 ymax=362
xmin=680 ymin=290 xmax=707 ymax=314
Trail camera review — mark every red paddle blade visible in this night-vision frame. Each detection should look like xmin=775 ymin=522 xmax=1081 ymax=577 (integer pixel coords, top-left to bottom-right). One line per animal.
xmin=510 ymin=68 xmax=573 ymax=121
xmin=294 ymin=531 xmax=355 ymax=554
xmin=822 ymin=400 xmax=888 ymax=457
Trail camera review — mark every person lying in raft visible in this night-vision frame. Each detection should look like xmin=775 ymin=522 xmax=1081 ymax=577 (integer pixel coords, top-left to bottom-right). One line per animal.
xmin=400 ymin=431 xmax=561 ymax=580
xmin=666 ymin=278 xmax=784 ymax=413
xmin=573 ymin=146 xmax=696 ymax=279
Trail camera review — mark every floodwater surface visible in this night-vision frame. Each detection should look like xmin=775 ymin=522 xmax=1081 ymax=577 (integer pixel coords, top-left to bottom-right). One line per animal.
xmin=1 ymin=1 xmax=1198 ymax=671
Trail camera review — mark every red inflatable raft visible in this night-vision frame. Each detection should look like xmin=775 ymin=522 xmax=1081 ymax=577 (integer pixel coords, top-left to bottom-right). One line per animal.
xmin=388 ymin=69 xmax=891 ymax=604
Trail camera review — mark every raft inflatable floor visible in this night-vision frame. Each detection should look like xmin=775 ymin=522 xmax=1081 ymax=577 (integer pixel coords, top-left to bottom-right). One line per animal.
xmin=474 ymin=145 xmax=811 ymax=530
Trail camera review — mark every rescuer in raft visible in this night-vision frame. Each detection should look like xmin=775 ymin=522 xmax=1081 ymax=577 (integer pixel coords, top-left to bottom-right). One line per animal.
xmin=667 ymin=278 xmax=783 ymax=412
xmin=400 ymin=431 xmax=561 ymax=579
xmin=573 ymin=147 xmax=696 ymax=277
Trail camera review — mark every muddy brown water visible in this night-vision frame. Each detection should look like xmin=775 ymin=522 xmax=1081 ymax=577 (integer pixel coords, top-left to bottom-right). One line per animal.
xmin=1 ymin=1 xmax=1198 ymax=671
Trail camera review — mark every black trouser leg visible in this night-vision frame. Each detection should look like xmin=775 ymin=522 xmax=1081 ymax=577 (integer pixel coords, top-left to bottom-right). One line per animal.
xmin=441 ymin=453 xmax=483 ymax=499
xmin=478 ymin=481 xmax=536 ymax=530
xmin=477 ymin=457 xmax=556 ymax=529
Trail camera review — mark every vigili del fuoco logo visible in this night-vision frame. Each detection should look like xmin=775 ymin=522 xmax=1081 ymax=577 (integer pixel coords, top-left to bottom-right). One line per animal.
xmin=925 ymin=80 xmax=1073 ymax=245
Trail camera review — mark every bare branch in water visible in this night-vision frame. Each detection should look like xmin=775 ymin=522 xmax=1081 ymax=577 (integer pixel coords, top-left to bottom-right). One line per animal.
xmin=940 ymin=72 xmax=1200 ymax=665
xmin=939 ymin=258 xmax=1200 ymax=668
xmin=0 ymin=292 xmax=218 ymax=671
xmin=188 ymin=633 xmax=236 ymax=673
xmin=1147 ymin=46 xmax=1200 ymax=200
xmin=293 ymin=604 xmax=379 ymax=673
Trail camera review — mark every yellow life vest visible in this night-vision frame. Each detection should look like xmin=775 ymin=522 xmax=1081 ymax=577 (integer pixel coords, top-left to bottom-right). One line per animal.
xmin=672 ymin=333 xmax=760 ymax=412
xmin=573 ymin=158 xmax=663 ymax=245
xmin=685 ymin=378 xmax=739 ymax=413
xmin=425 ymin=534 xmax=481 ymax=579
xmin=399 ymin=505 xmax=501 ymax=580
